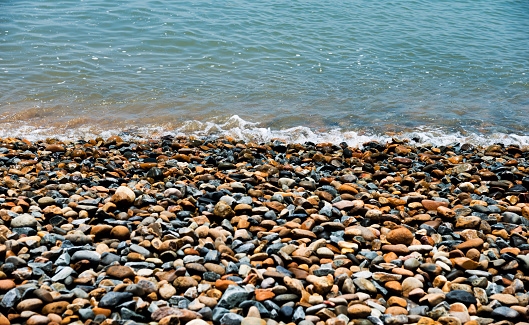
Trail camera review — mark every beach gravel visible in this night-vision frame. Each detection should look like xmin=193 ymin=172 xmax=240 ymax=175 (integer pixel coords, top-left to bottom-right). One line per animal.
xmin=0 ymin=136 xmax=528 ymax=325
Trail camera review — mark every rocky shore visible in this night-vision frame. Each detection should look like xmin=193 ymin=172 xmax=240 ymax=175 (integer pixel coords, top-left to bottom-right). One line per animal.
xmin=0 ymin=135 xmax=528 ymax=325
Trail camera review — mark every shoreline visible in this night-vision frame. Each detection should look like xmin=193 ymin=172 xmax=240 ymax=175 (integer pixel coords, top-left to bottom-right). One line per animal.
xmin=0 ymin=135 xmax=528 ymax=325
xmin=1 ymin=114 xmax=529 ymax=148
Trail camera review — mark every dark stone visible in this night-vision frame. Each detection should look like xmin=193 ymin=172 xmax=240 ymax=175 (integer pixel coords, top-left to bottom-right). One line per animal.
xmin=212 ymin=307 xmax=229 ymax=323
xmin=279 ymin=305 xmax=294 ymax=320
xmin=71 ymin=250 xmax=101 ymax=268
xmin=445 ymin=290 xmax=477 ymax=304
xmin=0 ymin=288 xmax=21 ymax=308
xmin=146 ymin=167 xmax=163 ymax=180
xmin=98 ymin=291 xmax=133 ymax=308
xmin=101 ymin=252 xmax=121 ymax=265
xmin=79 ymin=308 xmax=96 ymax=320
xmin=217 ymin=285 xmax=251 ymax=309
xmin=490 ymin=306 xmax=520 ymax=320
xmin=239 ymin=301 xmax=271 ymax=318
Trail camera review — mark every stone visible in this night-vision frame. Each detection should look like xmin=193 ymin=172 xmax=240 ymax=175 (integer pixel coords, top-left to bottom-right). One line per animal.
xmin=112 ymin=186 xmax=136 ymax=205
xmin=98 ymin=292 xmax=133 ymax=308
xmin=218 ymin=285 xmax=252 ymax=309
xmin=455 ymin=238 xmax=483 ymax=250
xmin=347 ymin=304 xmax=372 ymax=318
xmin=445 ymin=290 xmax=477 ymax=304
xmin=449 ymin=303 xmax=470 ymax=323
xmin=214 ymin=201 xmax=235 ymax=219
xmin=346 ymin=226 xmax=376 ymax=241
xmin=174 ymin=277 xmax=199 ymax=291
xmin=255 ymin=289 xmax=275 ymax=301
xmin=71 ymin=250 xmax=101 ymax=268
xmin=1 ymin=134 xmax=529 ymax=325
xmin=353 ymin=278 xmax=377 ymax=294
xmin=17 ymin=298 xmax=43 ymax=312
xmin=0 ymin=279 xmax=15 ymax=291
xmin=42 ymin=301 xmax=69 ymax=314
xmin=490 ymin=306 xmax=520 ymax=319
xmin=455 ymin=216 xmax=481 ymax=228
xmin=387 ymin=297 xmax=407 ymax=308
xmin=306 ymin=275 xmax=333 ymax=295
xmin=386 ymin=306 xmax=408 ymax=315
xmin=489 ymin=294 xmax=518 ymax=305
xmin=402 ymin=277 xmax=423 ymax=297
xmin=110 ymin=225 xmax=130 ymax=240
xmin=421 ymin=200 xmax=448 ymax=211
xmin=11 ymin=214 xmax=37 ymax=228
xmin=1 ymin=288 xmax=21 ymax=309
xmin=220 ymin=313 xmax=244 ymax=325
xmin=26 ymin=315 xmax=50 ymax=325
xmin=386 ymin=227 xmax=414 ymax=245
xmin=242 ymin=317 xmax=266 ymax=325
xmin=283 ymin=277 xmax=304 ymax=295
xmin=187 ymin=321 xmax=210 ymax=325
xmin=151 ymin=307 xmax=202 ymax=323
xmin=106 ymin=265 xmax=135 ymax=279
xmin=159 ymin=283 xmax=177 ymax=300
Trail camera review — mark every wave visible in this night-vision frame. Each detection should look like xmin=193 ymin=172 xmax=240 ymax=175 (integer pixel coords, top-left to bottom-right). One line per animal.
xmin=0 ymin=115 xmax=528 ymax=148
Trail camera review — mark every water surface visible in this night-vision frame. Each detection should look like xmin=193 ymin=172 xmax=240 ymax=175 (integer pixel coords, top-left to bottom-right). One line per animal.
xmin=1 ymin=0 xmax=529 ymax=145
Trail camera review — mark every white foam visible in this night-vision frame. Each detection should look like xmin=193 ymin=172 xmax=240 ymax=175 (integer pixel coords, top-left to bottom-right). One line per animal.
xmin=0 ymin=114 xmax=528 ymax=148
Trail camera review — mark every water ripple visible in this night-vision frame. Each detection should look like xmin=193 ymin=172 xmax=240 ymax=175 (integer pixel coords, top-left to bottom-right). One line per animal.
xmin=0 ymin=0 xmax=528 ymax=138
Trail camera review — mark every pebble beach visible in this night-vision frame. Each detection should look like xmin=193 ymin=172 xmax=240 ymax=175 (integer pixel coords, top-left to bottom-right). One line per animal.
xmin=0 ymin=135 xmax=529 ymax=325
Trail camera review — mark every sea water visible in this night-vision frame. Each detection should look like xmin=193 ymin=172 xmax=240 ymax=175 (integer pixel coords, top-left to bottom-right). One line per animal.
xmin=1 ymin=0 xmax=529 ymax=146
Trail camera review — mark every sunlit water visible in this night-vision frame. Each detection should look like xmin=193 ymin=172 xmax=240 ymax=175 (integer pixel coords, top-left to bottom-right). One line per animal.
xmin=1 ymin=0 xmax=529 ymax=145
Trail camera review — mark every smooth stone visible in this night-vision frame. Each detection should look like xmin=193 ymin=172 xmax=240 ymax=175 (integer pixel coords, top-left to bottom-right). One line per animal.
xmin=490 ymin=306 xmax=520 ymax=319
xmin=71 ymin=250 xmax=101 ymax=267
xmin=98 ymin=292 xmax=133 ymax=308
xmin=386 ymin=227 xmax=414 ymax=246
xmin=11 ymin=214 xmax=37 ymax=228
xmin=347 ymin=304 xmax=372 ymax=318
xmin=445 ymin=290 xmax=477 ymax=304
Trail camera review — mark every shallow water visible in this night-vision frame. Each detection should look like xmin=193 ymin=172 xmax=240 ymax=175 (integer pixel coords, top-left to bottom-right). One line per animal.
xmin=1 ymin=0 xmax=529 ymax=145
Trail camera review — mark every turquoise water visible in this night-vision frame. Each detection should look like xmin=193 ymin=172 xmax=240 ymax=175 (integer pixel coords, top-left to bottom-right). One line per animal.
xmin=1 ymin=0 xmax=529 ymax=144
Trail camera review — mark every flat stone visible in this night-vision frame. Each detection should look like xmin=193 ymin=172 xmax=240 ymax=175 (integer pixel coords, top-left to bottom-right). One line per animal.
xmin=42 ymin=301 xmax=69 ymax=314
xmin=51 ymin=266 xmax=74 ymax=282
xmin=98 ymin=292 xmax=133 ymax=308
xmin=445 ymin=290 xmax=477 ymax=304
xmin=151 ymin=307 xmax=202 ymax=323
xmin=26 ymin=315 xmax=50 ymax=325
xmin=218 ymin=285 xmax=252 ymax=309
xmin=455 ymin=238 xmax=484 ymax=250
xmin=490 ymin=306 xmax=520 ymax=319
xmin=489 ymin=293 xmax=518 ymax=305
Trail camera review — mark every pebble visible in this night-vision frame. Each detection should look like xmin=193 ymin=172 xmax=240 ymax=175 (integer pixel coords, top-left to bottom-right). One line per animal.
xmin=0 ymin=136 xmax=527 ymax=325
